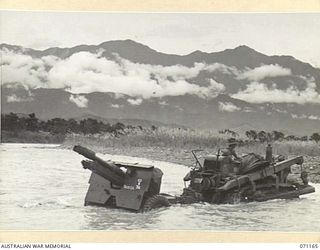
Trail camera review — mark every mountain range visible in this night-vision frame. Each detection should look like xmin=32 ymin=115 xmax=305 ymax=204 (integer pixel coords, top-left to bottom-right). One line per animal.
xmin=1 ymin=40 xmax=320 ymax=135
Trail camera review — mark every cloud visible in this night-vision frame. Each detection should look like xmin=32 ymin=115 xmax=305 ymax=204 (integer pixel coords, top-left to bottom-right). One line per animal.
xmin=1 ymin=48 xmax=58 ymax=89
xmin=135 ymin=61 xmax=236 ymax=81
xmin=308 ymin=115 xmax=320 ymax=120
xmin=205 ymin=63 xmax=239 ymax=75
xmin=291 ymin=114 xmax=301 ymax=119
xmin=237 ymin=64 xmax=291 ymax=81
xmin=159 ymin=100 xmax=169 ymax=106
xmin=5 ymin=85 xmax=34 ymax=102
xmin=7 ymin=94 xmax=34 ymax=103
xmin=114 ymin=93 xmax=125 ymax=99
xmin=111 ymin=104 xmax=120 ymax=108
xmin=1 ymin=49 xmax=228 ymax=99
xmin=274 ymin=108 xmax=288 ymax=114
xmin=208 ymin=79 xmax=226 ymax=93
xmin=218 ymin=102 xmax=241 ymax=112
xmin=291 ymin=114 xmax=320 ymax=121
xmin=7 ymin=94 xmax=21 ymax=103
xmin=127 ymin=98 xmax=143 ymax=105
xmin=69 ymin=94 xmax=88 ymax=108
xmin=232 ymin=78 xmax=320 ymax=104
xmin=5 ymin=49 xmax=319 ymax=106
xmin=243 ymin=107 xmax=254 ymax=113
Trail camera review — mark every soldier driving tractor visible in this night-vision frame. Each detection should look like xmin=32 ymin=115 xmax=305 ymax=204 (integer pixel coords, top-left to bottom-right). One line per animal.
xmin=223 ymin=138 xmax=240 ymax=160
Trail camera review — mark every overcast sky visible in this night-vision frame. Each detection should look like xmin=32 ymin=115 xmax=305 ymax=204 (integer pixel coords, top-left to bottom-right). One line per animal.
xmin=1 ymin=11 xmax=320 ymax=67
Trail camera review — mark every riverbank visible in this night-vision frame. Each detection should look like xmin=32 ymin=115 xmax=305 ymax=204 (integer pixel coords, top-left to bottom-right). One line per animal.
xmin=1 ymin=131 xmax=65 ymax=144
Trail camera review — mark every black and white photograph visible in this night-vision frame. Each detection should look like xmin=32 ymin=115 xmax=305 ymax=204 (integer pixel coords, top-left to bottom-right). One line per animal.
xmin=0 ymin=10 xmax=319 ymax=235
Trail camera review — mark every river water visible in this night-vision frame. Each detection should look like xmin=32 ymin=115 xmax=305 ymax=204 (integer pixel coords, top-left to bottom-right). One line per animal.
xmin=0 ymin=143 xmax=319 ymax=231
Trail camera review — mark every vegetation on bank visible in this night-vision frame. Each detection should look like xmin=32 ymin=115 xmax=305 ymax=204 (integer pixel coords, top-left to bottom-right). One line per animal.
xmin=63 ymin=131 xmax=320 ymax=157
xmin=1 ymin=112 xmax=320 ymax=156
xmin=1 ymin=112 xmax=128 ymax=136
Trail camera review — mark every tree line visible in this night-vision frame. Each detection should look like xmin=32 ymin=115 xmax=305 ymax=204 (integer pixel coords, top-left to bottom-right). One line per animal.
xmin=1 ymin=112 xmax=128 ymax=136
xmin=219 ymin=129 xmax=320 ymax=143
xmin=2 ymin=112 xmax=320 ymax=143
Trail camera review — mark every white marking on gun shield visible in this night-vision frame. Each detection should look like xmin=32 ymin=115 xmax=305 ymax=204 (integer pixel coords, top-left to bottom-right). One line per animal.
xmin=123 ymin=185 xmax=134 ymax=190
xmin=136 ymin=178 xmax=142 ymax=189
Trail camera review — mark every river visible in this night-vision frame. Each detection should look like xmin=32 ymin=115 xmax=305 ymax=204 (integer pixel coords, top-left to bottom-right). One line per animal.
xmin=0 ymin=143 xmax=319 ymax=231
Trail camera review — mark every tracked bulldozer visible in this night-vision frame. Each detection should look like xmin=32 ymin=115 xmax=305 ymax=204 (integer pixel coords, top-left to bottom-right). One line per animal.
xmin=73 ymin=144 xmax=315 ymax=211
xmin=177 ymin=146 xmax=314 ymax=204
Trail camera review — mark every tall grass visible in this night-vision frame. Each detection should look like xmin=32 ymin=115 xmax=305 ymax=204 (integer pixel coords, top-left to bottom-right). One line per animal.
xmin=63 ymin=127 xmax=320 ymax=157
xmin=236 ymin=140 xmax=320 ymax=157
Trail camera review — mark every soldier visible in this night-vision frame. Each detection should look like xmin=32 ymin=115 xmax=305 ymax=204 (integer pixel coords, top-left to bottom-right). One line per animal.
xmin=220 ymin=138 xmax=241 ymax=175
xmin=223 ymin=138 xmax=240 ymax=160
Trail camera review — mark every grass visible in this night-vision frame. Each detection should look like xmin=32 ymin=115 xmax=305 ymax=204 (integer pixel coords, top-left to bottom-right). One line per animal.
xmin=70 ymin=128 xmax=225 ymax=147
xmin=236 ymin=140 xmax=320 ymax=157
xmin=63 ymin=127 xmax=320 ymax=157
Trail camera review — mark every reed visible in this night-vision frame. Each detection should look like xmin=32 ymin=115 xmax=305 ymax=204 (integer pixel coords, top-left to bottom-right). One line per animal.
xmin=63 ymin=127 xmax=320 ymax=157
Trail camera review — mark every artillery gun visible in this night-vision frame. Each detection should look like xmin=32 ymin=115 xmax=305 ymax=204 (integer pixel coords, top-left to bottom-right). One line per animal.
xmin=74 ymin=144 xmax=315 ymax=211
xmin=73 ymin=145 xmax=170 ymax=211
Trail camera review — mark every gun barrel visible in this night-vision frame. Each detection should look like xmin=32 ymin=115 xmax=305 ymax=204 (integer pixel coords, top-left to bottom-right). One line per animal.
xmin=82 ymin=160 xmax=125 ymax=186
xmin=73 ymin=145 xmax=126 ymax=180
xmin=73 ymin=145 xmax=96 ymax=161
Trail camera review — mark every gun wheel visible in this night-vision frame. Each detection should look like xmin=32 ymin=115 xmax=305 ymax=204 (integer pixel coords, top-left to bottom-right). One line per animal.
xmin=142 ymin=195 xmax=170 ymax=212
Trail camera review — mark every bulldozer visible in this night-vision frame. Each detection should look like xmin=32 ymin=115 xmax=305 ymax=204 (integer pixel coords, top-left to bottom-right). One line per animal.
xmin=177 ymin=146 xmax=315 ymax=204
xmin=73 ymin=144 xmax=315 ymax=211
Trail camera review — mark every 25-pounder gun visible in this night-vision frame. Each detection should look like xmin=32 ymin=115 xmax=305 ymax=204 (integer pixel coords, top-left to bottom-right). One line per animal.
xmin=73 ymin=145 xmax=170 ymax=211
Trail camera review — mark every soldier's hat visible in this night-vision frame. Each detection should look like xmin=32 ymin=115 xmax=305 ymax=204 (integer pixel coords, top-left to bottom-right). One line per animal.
xmin=227 ymin=138 xmax=238 ymax=146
